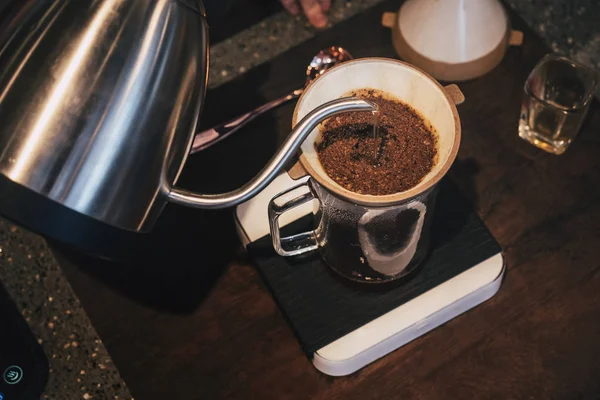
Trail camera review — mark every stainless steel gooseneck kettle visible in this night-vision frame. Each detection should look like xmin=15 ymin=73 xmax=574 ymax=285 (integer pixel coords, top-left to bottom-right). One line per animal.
xmin=0 ymin=0 xmax=373 ymax=255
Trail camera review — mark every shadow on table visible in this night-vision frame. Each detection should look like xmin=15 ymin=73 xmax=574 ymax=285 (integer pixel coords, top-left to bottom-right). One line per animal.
xmin=429 ymin=157 xmax=482 ymax=249
xmin=50 ymin=206 xmax=239 ymax=314
xmin=51 ymin=59 xmax=287 ymax=314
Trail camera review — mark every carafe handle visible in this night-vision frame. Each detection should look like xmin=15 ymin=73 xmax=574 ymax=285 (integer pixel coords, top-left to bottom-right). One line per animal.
xmin=268 ymin=180 xmax=319 ymax=257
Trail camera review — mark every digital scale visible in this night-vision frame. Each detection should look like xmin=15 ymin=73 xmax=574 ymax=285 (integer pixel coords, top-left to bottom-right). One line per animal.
xmin=235 ymin=173 xmax=504 ymax=376
xmin=0 ymin=283 xmax=48 ymax=399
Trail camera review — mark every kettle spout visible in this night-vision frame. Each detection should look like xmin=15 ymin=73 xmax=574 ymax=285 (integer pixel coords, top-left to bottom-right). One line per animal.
xmin=168 ymin=97 xmax=376 ymax=209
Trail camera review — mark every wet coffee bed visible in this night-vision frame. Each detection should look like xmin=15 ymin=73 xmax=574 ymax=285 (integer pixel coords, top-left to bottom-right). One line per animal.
xmin=316 ymin=89 xmax=438 ymax=196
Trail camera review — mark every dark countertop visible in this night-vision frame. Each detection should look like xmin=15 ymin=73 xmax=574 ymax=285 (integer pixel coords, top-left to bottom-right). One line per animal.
xmin=0 ymin=219 xmax=130 ymax=399
xmin=209 ymin=0 xmax=600 ymax=89
xmin=507 ymin=0 xmax=600 ymax=68
xmin=0 ymin=0 xmax=598 ymax=398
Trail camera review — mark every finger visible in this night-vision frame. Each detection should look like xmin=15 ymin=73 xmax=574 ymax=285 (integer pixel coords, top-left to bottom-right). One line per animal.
xmin=318 ymin=0 xmax=331 ymax=11
xmin=299 ymin=0 xmax=327 ymax=28
xmin=279 ymin=0 xmax=300 ymax=15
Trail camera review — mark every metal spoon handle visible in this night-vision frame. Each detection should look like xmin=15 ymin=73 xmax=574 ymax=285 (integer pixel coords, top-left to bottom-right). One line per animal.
xmin=190 ymin=88 xmax=304 ymax=154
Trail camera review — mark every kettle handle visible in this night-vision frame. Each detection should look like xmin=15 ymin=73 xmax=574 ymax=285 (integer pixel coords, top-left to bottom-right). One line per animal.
xmin=167 ymin=97 xmax=376 ymax=209
xmin=178 ymin=0 xmax=205 ymax=14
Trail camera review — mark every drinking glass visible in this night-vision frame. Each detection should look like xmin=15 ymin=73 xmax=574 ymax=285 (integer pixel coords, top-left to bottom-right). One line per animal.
xmin=519 ymin=54 xmax=598 ymax=155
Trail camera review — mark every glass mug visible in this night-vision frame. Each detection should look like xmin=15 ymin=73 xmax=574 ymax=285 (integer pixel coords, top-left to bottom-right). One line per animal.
xmin=269 ymin=177 xmax=438 ymax=282
xmin=268 ymin=58 xmax=464 ymax=283
xmin=519 ymin=54 xmax=598 ymax=155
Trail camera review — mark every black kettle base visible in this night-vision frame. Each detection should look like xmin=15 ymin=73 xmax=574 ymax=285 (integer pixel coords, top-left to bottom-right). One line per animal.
xmin=0 ymin=281 xmax=48 ymax=399
xmin=0 ymin=174 xmax=142 ymax=261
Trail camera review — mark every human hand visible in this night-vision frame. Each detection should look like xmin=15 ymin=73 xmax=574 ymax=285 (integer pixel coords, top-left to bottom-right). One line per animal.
xmin=279 ymin=0 xmax=331 ymax=28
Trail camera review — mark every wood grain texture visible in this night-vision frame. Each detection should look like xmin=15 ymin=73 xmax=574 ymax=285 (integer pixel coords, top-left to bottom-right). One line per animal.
xmin=54 ymin=1 xmax=600 ymax=399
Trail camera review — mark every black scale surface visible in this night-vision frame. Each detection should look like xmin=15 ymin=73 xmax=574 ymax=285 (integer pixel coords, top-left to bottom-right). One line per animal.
xmin=247 ymin=179 xmax=502 ymax=355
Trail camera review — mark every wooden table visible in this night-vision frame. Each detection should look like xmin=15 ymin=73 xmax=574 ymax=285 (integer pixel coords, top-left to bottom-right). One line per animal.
xmin=55 ymin=1 xmax=600 ymax=399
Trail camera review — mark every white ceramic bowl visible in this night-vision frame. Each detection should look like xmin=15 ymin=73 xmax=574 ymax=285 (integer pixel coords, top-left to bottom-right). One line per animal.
xmin=292 ymin=58 xmax=462 ymax=206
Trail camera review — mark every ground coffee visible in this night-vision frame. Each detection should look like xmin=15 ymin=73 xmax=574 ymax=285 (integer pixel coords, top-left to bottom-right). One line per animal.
xmin=316 ymin=89 xmax=438 ymax=196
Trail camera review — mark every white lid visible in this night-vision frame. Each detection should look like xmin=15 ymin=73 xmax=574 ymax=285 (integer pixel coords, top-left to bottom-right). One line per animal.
xmin=398 ymin=0 xmax=508 ymax=64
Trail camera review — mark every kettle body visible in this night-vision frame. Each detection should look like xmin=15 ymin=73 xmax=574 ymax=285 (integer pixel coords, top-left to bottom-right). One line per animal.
xmin=0 ymin=0 xmax=209 ymax=233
